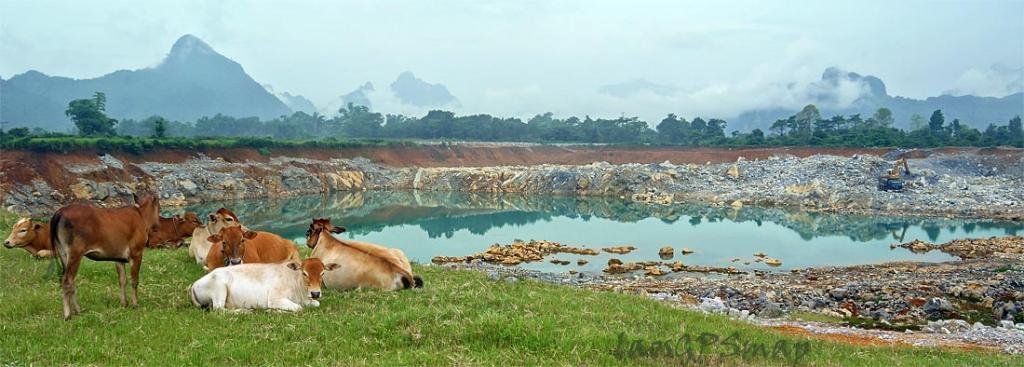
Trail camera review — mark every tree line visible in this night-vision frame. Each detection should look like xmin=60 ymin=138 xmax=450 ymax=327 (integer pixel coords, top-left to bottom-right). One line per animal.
xmin=2 ymin=93 xmax=1022 ymax=148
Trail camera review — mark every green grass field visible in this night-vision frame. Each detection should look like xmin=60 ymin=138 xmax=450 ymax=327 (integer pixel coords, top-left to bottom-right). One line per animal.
xmin=0 ymin=211 xmax=1020 ymax=366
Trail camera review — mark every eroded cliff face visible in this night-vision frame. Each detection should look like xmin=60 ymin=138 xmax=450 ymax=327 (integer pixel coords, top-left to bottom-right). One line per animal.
xmin=2 ymin=149 xmax=1022 ymax=220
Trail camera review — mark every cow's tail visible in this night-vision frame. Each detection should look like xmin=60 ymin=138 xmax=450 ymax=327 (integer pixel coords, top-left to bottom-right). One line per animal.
xmin=49 ymin=211 xmax=67 ymax=278
xmin=398 ymin=272 xmax=422 ymax=290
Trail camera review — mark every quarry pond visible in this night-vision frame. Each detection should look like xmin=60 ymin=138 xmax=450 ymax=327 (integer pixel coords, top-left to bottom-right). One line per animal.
xmin=177 ymin=191 xmax=1022 ymax=274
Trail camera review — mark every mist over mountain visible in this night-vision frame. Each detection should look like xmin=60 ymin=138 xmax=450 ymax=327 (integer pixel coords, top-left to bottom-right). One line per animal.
xmin=389 ymin=71 xmax=458 ymax=108
xmin=733 ymin=67 xmax=1023 ymax=131
xmin=342 ymin=82 xmax=374 ymax=109
xmin=0 ymin=34 xmax=291 ymax=130
xmin=264 ymin=85 xmax=316 ymax=114
xmin=598 ymin=79 xmax=678 ymax=98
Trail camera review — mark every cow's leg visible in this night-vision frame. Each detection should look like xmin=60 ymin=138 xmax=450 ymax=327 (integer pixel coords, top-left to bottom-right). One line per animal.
xmin=270 ymin=298 xmax=303 ymax=312
xmin=209 ymin=285 xmax=227 ymax=310
xmin=115 ymin=262 xmax=128 ymax=307
xmin=127 ymin=249 xmax=143 ymax=308
xmin=61 ymin=248 xmax=84 ymax=320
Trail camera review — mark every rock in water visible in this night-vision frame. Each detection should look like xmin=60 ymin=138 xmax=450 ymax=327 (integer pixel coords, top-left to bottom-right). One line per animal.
xmin=659 ymin=246 xmax=674 ymax=258
xmin=602 ymin=245 xmax=637 ymax=254
xmin=681 ymin=248 xmax=694 ymax=255
xmin=644 ymin=266 xmax=667 ymax=276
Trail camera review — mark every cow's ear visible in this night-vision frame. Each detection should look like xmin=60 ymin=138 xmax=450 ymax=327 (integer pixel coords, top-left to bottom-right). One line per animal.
xmin=207 ymin=234 xmax=222 ymax=243
xmin=33 ymin=223 xmax=42 ymax=230
xmin=208 ymin=214 xmax=217 ymax=221
xmin=287 ymin=262 xmax=301 ymax=271
xmin=330 ymin=226 xmax=347 ymax=234
xmin=242 ymin=230 xmax=258 ymax=239
xmin=325 ymin=263 xmax=341 ymax=271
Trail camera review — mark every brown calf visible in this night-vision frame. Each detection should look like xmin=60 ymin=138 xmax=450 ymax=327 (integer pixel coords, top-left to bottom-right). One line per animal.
xmin=50 ymin=194 xmax=161 ymax=320
xmin=147 ymin=212 xmax=202 ymax=248
xmin=205 ymin=226 xmax=300 ymax=271
xmin=4 ymin=218 xmax=54 ymax=257
xmin=188 ymin=208 xmax=242 ymax=267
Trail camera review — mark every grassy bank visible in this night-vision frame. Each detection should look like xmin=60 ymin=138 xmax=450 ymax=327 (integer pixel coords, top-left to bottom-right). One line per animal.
xmin=0 ymin=135 xmax=407 ymax=154
xmin=0 ymin=211 xmax=1020 ymax=365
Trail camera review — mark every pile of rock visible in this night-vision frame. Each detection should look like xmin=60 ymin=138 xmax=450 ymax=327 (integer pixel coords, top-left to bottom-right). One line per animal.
xmin=431 ymin=239 xmax=599 ymax=266
xmin=894 ymin=236 xmax=1024 ymax=260
xmin=602 ymin=258 xmax=744 ymax=275
xmin=602 ymin=245 xmax=637 ymax=254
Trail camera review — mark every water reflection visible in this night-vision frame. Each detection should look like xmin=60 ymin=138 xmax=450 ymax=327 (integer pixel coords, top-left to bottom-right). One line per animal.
xmin=172 ymin=191 xmax=1022 ymax=272
xmin=176 ymin=190 xmax=1020 ymax=243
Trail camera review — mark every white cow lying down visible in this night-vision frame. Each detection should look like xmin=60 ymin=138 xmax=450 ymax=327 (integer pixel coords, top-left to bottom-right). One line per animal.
xmin=189 ymin=258 xmax=339 ymax=311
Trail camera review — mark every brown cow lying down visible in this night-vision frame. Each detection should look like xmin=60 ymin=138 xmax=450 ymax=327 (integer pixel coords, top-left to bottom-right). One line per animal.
xmin=188 ymin=208 xmax=241 ymax=267
xmin=4 ymin=218 xmax=54 ymax=257
xmin=306 ymin=218 xmax=423 ymax=291
xmin=205 ymin=226 xmax=300 ymax=271
xmin=51 ymin=193 xmax=161 ymax=320
xmin=147 ymin=212 xmax=202 ymax=249
xmin=189 ymin=258 xmax=340 ymax=311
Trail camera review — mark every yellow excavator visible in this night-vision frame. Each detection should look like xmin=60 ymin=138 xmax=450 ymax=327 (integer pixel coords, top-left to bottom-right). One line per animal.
xmin=878 ymin=157 xmax=911 ymax=191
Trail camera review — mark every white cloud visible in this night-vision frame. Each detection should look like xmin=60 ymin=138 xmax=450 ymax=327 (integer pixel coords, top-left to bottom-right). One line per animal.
xmin=944 ymin=64 xmax=1023 ymax=97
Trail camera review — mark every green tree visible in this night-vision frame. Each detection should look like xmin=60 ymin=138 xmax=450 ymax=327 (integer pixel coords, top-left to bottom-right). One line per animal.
xmin=871 ymin=108 xmax=894 ymax=128
xmin=928 ymin=110 xmax=945 ymax=132
xmin=656 ymin=113 xmax=688 ymax=144
xmin=1009 ymin=115 xmax=1023 ymax=146
xmin=5 ymin=127 xmax=30 ymax=138
xmin=909 ymin=114 xmax=926 ymax=131
xmin=336 ymin=103 xmax=383 ymax=137
xmin=66 ymin=92 xmax=118 ymax=136
xmin=793 ymin=104 xmax=821 ymax=137
xmin=152 ymin=117 xmax=168 ymax=138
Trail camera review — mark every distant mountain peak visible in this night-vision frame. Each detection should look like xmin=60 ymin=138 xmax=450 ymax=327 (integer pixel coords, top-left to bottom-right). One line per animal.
xmin=1 ymin=34 xmax=291 ymax=130
xmin=341 ymin=82 xmax=375 ymax=109
xmin=734 ymin=67 xmax=1023 ymax=132
xmin=166 ymin=34 xmax=216 ymax=62
xmin=390 ymin=71 xmax=457 ymax=107
xmin=818 ymin=66 xmax=887 ymax=98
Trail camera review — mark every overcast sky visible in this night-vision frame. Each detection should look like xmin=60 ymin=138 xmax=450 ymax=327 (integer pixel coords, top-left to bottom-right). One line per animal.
xmin=2 ymin=0 xmax=1022 ymax=121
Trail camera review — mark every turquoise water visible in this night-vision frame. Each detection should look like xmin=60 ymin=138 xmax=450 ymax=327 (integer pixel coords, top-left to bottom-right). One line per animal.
xmin=176 ymin=191 xmax=1023 ymax=274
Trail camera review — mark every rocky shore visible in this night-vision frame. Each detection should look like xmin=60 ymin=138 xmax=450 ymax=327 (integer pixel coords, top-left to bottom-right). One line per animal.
xmin=3 ymin=148 xmax=1022 ymax=221
xmin=436 ymin=235 xmax=1024 ymax=353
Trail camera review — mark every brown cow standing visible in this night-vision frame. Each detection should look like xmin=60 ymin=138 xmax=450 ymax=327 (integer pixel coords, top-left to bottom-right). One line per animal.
xmin=205 ymin=226 xmax=300 ymax=271
xmin=147 ymin=212 xmax=202 ymax=248
xmin=50 ymin=194 xmax=161 ymax=320
xmin=4 ymin=218 xmax=54 ymax=257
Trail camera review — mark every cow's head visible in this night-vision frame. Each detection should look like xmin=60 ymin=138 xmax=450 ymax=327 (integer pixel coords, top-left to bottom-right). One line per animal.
xmin=305 ymin=218 xmax=346 ymax=249
xmin=134 ymin=193 xmax=161 ymax=228
xmin=4 ymin=218 xmax=40 ymax=249
xmin=207 ymin=208 xmax=241 ymax=234
xmin=208 ymin=226 xmax=258 ymax=266
xmin=287 ymin=258 xmax=341 ymax=300
xmin=177 ymin=212 xmax=203 ymax=235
